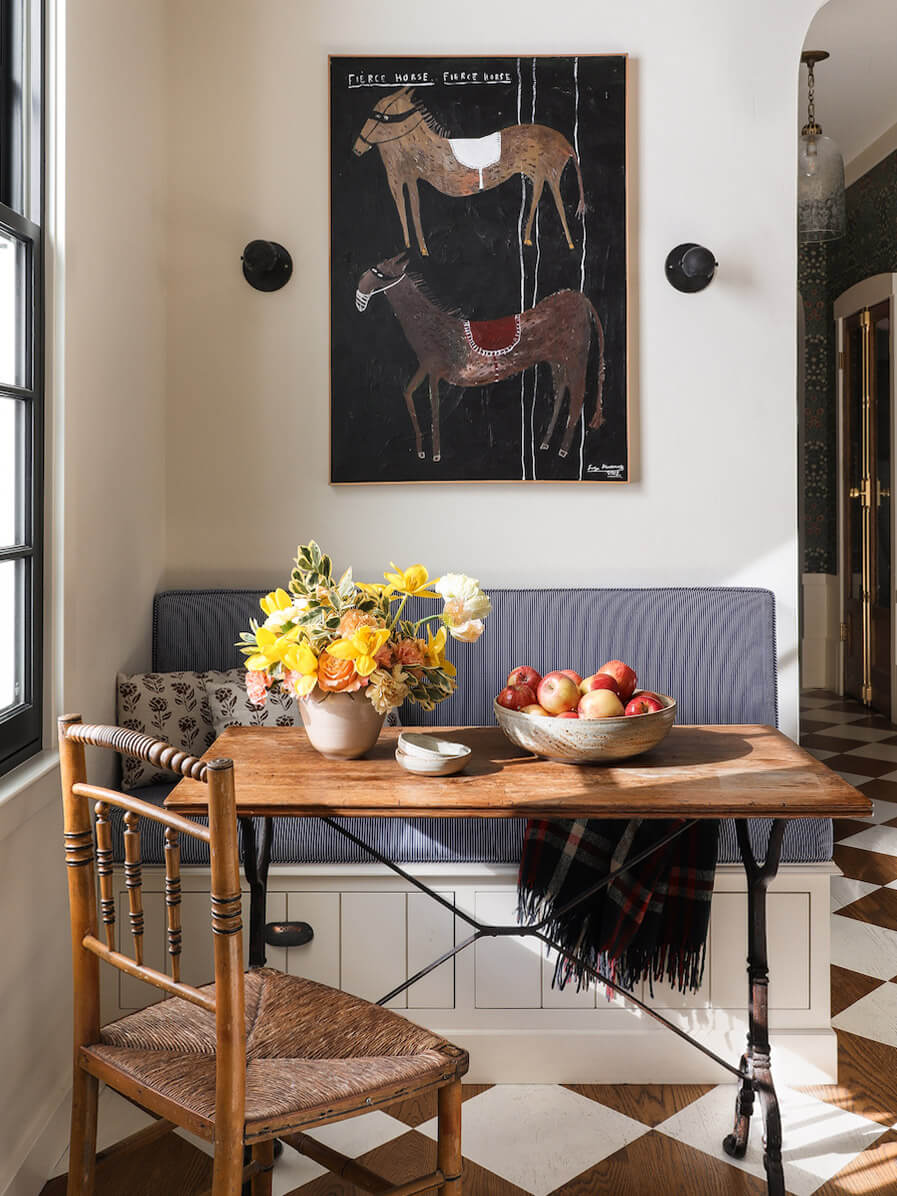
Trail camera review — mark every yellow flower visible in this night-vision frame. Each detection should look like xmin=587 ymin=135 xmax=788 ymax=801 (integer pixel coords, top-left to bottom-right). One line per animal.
xmin=383 ymin=563 xmax=440 ymax=598
xmin=249 ymin=624 xmax=302 ymax=670
xmin=423 ymin=626 xmax=456 ymax=677
xmin=283 ymin=640 xmax=318 ymax=696
xmin=327 ymin=625 xmax=391 ymax=678
xmin=259 ymin=588 xmax=293 ymax=617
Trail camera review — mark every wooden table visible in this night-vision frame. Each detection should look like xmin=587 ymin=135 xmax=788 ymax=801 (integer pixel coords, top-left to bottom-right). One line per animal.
xmin=168 ymin=723 xmax=871 ymax=1196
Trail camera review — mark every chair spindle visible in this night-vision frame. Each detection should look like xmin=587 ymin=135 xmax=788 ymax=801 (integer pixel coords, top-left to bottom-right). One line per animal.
xmin=164 ymin=827 xmax=183 ymax=982
xmin=94 ymin=802 xmax=116 ymax=950
xmin=122 ymin=811 xmax=145 ymax=964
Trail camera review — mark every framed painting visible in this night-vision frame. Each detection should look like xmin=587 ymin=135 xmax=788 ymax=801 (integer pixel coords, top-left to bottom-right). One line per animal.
xmin=330 ymin=54 xmax=628 ymax=484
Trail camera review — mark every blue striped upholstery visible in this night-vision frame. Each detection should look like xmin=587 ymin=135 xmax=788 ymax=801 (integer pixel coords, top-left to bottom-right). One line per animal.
xmin=138 ymin=587 xmax=831 ymax=868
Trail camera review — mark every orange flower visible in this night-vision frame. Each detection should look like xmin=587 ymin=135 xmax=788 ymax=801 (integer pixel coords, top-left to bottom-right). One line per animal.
xmin=338 ymin=609 xmax=383 ymax=636
xmin=374 ymin=642 xmax=395 ymax=667
xmin=394 ymin=637 xmax=426 ymax=669
xmin=317 ymin=649 xmax=365 ymax=693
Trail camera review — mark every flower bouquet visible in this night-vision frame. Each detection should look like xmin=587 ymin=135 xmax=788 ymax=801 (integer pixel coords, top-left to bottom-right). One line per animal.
xmin=237 ymin=541 xmax=491 ymax=758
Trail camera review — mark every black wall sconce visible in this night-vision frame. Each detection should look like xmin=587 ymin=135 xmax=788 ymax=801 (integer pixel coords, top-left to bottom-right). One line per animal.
xmin=665 ymin=243 xmax=717 ymax=293
xmin=242 ymin=240 xmax=293 ymax=291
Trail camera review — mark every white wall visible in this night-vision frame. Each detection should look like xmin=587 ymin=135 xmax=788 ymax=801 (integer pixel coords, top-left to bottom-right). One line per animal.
xmin=164 ymin=0 xmax=819 ymax=739
xmin=0 ymin=2 xmax=169 ymax=1191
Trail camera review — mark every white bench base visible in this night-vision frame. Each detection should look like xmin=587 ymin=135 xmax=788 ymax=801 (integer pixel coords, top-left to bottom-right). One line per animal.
xmin=101 ymin=861 xmax=837 ymax=1085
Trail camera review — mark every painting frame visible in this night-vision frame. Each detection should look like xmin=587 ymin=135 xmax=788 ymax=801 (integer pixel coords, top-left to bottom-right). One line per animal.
xmin=329 ymin=53 xmax=630 ymax=486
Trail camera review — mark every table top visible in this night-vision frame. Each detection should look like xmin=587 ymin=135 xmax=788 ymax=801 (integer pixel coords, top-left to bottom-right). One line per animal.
xmin=165 ymin=724 xmax=873 ymax=821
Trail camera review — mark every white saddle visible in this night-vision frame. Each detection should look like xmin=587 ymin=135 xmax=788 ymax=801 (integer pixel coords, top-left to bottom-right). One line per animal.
xmin=449 ymin=132 xmax=502 ymax=189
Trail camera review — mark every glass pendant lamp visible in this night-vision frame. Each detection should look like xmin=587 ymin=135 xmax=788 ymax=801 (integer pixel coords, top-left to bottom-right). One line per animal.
xmin=798 ymin=50 xmax=846 ymax=243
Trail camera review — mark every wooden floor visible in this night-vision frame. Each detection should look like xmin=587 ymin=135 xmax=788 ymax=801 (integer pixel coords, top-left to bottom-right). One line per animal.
xmin=42 ymin=692 xmax=897 ymax=1195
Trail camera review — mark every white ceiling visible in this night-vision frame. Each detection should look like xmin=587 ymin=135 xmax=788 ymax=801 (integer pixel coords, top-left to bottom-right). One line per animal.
xmin=803 ymin=0 xmax=897 ymax=166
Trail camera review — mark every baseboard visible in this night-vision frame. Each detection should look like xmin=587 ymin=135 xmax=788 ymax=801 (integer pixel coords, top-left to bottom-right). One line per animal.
xmin=444 ymin=1025 xmax=838 ymax=1085
xmin=1 ymin=1082 xmax=71 ymax=1196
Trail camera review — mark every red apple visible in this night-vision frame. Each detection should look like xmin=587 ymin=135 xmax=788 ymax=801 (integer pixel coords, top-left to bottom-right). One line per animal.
xmin=556 ymin=710 xmax=580 ymax=719
xmin=521 ymin=703 xmax=553 ymax=717
xmin=537 ymin=671 xmax=581 ymax=714
xmin=578 ymin=689 xmax=625 ymax=719
xmin=508 ymin=665 xmax=542 ymax=691
xmin=496 ymin=684 xmax=537 ymax=711
xmin=580 ymin=672 xmax=620 ymax=696
xmin=634 ymin=691 xmax=663 ymax=705
xmin=561 ymin=669 xmax=583 ymax=685
xmin=624 ymin=695 xmax=664 ymax=716
xmin=598 ymin=660 xmax=638 ymax=702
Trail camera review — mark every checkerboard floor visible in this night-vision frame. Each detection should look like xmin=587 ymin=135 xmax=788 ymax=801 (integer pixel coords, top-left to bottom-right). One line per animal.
xmin=43 ymin=692 xmax=897 ymax=1195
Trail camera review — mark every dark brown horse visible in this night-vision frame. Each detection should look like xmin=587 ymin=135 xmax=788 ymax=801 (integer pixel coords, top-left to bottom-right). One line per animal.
xmin=355 ymin=253 xmax=605 ymax=462
xmin=353 ymin=88 xmax=585 ymax=256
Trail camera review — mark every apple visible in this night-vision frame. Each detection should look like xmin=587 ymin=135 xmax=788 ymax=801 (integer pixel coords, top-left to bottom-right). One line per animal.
xmin=624 ymin=695 xmax=664 ymax=716
xmin=508 ymin=665 xmax=542 ymax=691
xmin=580 ymin=672 xmax=620 ymax=696
xmin=598 ymin=660 xmax=638 ymax=702
xmin=561 ymin=669 xmax=583 ymax=685
xmin=578 ymin=689 xmax=625 ymax=719
xmin=537 ymin=671 xmax=581 ymax=714
xmin=496 ymin=684 xmax=537 ymax=711
xmin=556 ymin=711 xmax=580 ymax=719
xmin=521 ymin=703 xmax=553 ymax=717
xmin=634 ymin=691 xmax=664 ymax=706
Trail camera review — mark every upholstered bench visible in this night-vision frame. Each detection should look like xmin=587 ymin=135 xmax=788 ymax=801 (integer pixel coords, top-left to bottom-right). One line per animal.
xmin=116 ymin=586 xmax=831 ymax=869
xmin=103 ymin=586 xmax=837 ymax=1084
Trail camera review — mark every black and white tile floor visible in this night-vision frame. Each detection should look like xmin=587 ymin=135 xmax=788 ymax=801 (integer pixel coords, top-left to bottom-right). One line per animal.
xmin=44 ymin=691 xmax=897 ymax=1194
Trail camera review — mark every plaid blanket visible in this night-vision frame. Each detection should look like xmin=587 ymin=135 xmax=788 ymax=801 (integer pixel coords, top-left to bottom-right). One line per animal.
xmin=518 ymin=817 xmax=719 ymax=994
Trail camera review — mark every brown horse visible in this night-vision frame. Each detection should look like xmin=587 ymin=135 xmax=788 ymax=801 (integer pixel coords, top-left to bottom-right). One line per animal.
xmin=353 ymin=87 xmax=585 ymax=256
xmin=355 ymin=253 xmax=605 ymax=462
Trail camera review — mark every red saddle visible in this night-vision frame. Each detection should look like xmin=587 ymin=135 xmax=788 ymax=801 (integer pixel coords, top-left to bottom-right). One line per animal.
xmin=463 ymin=314 xmax=522 ymax=356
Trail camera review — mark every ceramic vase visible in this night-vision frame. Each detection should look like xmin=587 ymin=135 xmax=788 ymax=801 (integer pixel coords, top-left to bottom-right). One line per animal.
xmin=297 ymin=689 xmax=386 ymax=760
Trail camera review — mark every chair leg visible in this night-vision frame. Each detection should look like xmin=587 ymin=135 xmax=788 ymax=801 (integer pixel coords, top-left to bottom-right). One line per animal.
xmin=211 ymin=1133 xmax=247 ymax=1196
xmin=250 ymin=1140 xmax=274 ymax=1196
xmin=67 ymin=1068 xmax=99 ymax=1196
xmin=437 ymin=1081 xmax=463 ymax=1194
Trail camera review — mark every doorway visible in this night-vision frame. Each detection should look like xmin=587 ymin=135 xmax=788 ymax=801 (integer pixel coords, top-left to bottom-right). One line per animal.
xmin=836 ymin=277 xmax=896 ymax=716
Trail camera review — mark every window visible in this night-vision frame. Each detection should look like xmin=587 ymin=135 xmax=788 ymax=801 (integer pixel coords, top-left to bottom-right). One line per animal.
xmin=0 ymin=0 xmax=42 ymax=776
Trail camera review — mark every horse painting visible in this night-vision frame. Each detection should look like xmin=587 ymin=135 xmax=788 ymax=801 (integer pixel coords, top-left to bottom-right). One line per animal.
xmin=353 ymin=87 xmax=585 ymax=256
xmin=355 ymin=253 xmax=606 ymax=462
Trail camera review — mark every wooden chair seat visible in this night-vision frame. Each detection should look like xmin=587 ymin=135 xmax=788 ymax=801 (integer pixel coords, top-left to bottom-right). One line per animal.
xmin=83 ymin=967 xmax=468 ymax=1138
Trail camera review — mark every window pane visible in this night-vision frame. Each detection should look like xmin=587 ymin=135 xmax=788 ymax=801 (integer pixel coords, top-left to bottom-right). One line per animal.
xmin=0 ymin=398 xmax=25 ymax=546
xmin=0 ymin=558 xmax=25 ymax=715
xmin=0 ymin=229 xmax=26 ymax=386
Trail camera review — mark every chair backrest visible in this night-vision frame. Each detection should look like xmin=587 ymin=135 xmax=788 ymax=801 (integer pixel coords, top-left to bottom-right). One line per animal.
xmin=58 ymin=715 xmax=245 ymax=1134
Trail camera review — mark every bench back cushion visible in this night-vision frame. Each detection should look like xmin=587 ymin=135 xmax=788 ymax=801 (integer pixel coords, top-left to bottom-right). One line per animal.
xmin=153 ymin=587 xmax=778 ymax=727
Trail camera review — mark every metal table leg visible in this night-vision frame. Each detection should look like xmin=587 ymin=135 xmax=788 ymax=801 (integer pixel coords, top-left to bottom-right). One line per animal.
xmin=723 ymin=818 xmax=786 ymax=1196
xmin=240 ymin=816 xmax=314 ymax=969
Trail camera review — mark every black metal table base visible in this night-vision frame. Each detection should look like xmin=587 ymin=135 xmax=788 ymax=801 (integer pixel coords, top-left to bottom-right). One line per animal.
xmin=239 ymin=814 xmax=788 ymax=1195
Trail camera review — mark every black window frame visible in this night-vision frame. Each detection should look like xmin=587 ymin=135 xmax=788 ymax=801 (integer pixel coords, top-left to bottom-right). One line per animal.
xmin=0 ymin=0 xmax=43 ymax=777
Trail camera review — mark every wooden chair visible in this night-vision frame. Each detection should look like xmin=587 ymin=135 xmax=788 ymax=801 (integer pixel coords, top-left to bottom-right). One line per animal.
xmin=58 ymin=715 xmax=467 ymax=1195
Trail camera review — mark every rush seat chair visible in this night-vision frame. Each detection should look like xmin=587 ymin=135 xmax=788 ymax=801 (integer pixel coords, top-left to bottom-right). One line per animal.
xmin=58 ymin=716 xmax=467 ymax=1195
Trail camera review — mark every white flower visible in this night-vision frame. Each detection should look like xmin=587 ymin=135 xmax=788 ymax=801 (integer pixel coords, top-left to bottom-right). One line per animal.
xmin=434 ymin=573 xmax=492 ymax=628
xmin=448 ymin=618 xmax=484 ymax=643
xmin=263 ymin=599 xmax=310 ymax=631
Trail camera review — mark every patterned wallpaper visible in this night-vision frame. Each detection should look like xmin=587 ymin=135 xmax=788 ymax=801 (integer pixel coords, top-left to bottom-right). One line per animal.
xmin=799 ymin=148 xmax=897 ymax=574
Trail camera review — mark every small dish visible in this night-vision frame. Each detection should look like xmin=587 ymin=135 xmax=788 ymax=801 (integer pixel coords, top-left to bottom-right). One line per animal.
xmin=398 ymin=732 xmax=471 ymax=760
xmin=395 ymin=746 xmax=470 ymax=777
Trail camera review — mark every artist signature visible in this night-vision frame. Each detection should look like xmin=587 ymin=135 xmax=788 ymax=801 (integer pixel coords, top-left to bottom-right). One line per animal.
xmin=588 ymin=463 xmax=625 ymax=477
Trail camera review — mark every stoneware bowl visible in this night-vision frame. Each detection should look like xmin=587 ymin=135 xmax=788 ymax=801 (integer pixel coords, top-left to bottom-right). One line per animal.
xmin=493 ymin=692 xmax=676 ymax=765
xmin=395 ymin=742 xmax=471 ymax=777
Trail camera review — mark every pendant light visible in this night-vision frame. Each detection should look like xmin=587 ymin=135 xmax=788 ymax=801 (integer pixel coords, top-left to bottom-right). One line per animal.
xmin=798 ymin=50 xmax=846 ymax=243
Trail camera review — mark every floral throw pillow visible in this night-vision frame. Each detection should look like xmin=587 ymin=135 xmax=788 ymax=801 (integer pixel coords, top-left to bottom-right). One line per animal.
xmin=116 ymin=671 xmax=216 ymax=790
xmin=202 ymin=669 xmax=301 ymax=734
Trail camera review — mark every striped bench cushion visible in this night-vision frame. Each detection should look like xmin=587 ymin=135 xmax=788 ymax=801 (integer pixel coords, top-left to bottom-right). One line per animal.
xmin=135 ymin=586 xmax=830 ymax=868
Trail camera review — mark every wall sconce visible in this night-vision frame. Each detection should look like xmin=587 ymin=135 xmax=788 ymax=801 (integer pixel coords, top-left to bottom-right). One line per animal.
xmin=242 ymin=240 xmax=293 ymax=291
xmin=665 ymin=243 xmax=717 ymax=293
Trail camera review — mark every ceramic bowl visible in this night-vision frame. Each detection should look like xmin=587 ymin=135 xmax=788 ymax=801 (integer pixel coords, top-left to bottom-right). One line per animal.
xmin=395 ymin=744 xmax=471 ymax=777
xmin=398 ymin=732 xmax=472 ymax=761
xmin=493 ymin=692 xmax=676 ymax=764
